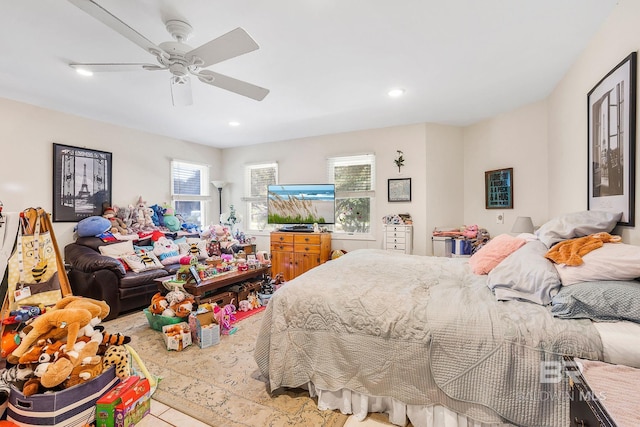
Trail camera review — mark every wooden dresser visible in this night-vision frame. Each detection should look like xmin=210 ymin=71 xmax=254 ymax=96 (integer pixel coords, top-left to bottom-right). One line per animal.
xmin=270 ymin=231 xmax=331 ymax=281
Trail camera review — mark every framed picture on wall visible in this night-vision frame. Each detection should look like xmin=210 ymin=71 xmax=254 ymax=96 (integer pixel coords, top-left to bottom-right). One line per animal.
xmin=52 ymin=143 xmax=112 ymax=222
xmin=587 ymin=52 xmax=637 ymax=226
xmin=388 ymin=178 xmax=411 ymax=202
xmin=485 ymin=168 xmax=513 ymax=209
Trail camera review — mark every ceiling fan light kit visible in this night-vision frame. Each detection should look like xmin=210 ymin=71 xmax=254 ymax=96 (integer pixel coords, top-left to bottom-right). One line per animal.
xmin=67 ymin=0 xmax=269 ymax=106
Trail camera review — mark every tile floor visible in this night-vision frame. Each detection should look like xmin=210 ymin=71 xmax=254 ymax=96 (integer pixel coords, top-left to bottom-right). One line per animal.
xmin=135 ymin=398 xmax=392 ymax=426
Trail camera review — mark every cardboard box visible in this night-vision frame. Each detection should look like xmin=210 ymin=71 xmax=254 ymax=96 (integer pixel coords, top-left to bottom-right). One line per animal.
xmin=114 ymin=378 xmax=151 ymax=427
xmin=189 ymin=310 xmax=221 ymax=349
xmin=95 ymin=376 xmax=150 ymax=427
xmin=95 ymin=376 xmax=139 ymax=427
xmin=7 ymin=366 xmax=118 ymax=427
xmin=162 ymin=322 xmax=192 ymax=351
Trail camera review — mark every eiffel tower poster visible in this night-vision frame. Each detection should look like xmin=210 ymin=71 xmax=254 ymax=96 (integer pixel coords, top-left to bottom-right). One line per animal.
xmin=53 ymin=143 xmax=112 ymax=222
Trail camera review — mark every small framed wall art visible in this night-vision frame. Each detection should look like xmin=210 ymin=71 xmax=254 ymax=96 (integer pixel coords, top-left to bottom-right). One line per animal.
xmin=485 ymin=168 xmax=513 ymax=209
xmin=388 ymin=178 xmax=411 ymax=202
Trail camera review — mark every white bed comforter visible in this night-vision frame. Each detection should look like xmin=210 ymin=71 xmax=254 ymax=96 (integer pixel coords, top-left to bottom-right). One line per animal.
xmin=254 ymin=249 xmax=603 ymax=426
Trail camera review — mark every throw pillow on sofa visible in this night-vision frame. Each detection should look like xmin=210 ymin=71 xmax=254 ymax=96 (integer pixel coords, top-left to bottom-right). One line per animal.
xmin=178 ymin=239 xmax=208 ymax=260
xmin=121 ymin=251 xmax=164 ymax=273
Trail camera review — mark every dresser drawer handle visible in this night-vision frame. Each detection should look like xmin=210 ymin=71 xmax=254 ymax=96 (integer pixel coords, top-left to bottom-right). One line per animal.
xmin=304 ymin=237 xmax=310 ymax=242
xmin=279 ymin=236 xmax=284 ymax=241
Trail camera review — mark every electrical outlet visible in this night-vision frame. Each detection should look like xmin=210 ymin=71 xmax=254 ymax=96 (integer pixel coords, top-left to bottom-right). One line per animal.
xmin=496 ymin=212 xmax=504 ymax=224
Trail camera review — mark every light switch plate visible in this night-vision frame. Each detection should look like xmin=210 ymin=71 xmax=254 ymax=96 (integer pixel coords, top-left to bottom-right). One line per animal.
xmin=496 ymin=212 xmax=504 ymax=224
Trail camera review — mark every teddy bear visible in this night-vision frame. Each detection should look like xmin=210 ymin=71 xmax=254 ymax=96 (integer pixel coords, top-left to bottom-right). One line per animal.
xmin=149 ymin=292 xmax=169 ymax=315
xmin=102 ymin=206 xmax=128 ymax=234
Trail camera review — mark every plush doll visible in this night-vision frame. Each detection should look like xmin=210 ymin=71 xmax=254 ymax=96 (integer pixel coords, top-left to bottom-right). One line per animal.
xmin=133 ymin=197 xmax=154 ymax=230
xmin=115 ymin=204 xmax=134 ymax=228
xmin=162 ymin=205 xmax=181 ymax=232
xmin=149 ymin=204 xmax=164 ymax=227
xmin=153 ymin=237 xmax=180 ymax=265
xmin=462 ymin=224 xmax=478 ymax=239
xmin=170 ymin=296 xmax=195 ymax=318
xmin=211 ymin=224 xmax=239 ymax=253
xmin=103 ymin=206 xmax=128 ymax=234
xmin=63 ymin=356 xmax=103 ymax=389
xmin=8 ymin=308 xmax=93 ymax=365
xmin=40 ymin=333 xmax=103 ymax=389
xmin=102 ymin=345 xmax=131 ymax=380
xmin=149 ymin=292 xmax=169 ymax=315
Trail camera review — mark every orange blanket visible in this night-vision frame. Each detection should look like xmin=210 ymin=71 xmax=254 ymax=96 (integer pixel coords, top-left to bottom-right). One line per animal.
xmin=544 ymin=232 xmax=621 ymax=266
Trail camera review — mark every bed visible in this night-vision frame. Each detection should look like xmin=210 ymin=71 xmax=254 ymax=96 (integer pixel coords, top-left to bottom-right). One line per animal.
xmin=254 ymin=211 xmax=640 ymax=427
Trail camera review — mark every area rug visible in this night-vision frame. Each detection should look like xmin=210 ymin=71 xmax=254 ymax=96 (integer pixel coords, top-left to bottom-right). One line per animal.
xmin=102 ymin=309 xmax=348 ymax=427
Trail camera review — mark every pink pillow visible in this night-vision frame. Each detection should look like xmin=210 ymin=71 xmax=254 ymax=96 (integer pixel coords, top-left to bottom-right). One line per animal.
xmin=468 ymin=234 xmax=526 ymax=275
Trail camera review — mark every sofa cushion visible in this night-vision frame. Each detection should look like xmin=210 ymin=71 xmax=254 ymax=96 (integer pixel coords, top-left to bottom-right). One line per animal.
xmin=119 ymin=269 xmax=169 ymax=289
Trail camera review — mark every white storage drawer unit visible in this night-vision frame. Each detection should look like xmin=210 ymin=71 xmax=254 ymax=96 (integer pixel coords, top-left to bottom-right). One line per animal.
xmin=383 ymin=224 xmax=413 ymax=254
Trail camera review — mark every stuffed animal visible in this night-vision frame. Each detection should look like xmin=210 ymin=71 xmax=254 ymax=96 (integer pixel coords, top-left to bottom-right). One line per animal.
xmin=102 ymin=206 xmax=128 ymax=234
xmin=102 ymin=345 xmax=131 ymax=380
xmin=133 ymin=196 xmax=154 ymax=230
xmin=170 ymin=296 xmax=195 ymax=318
xmin=163 ymin=205 xmax=181 ymax=232
xmin=153 ymin=237 xmax=180 ymax=265
xmin=211 ymin=224 xmax=239 ymax=253
xmin=462 ymin=224 xmax=478 ymax=239
xmin=238 ymin=300 xmax=251 ymax=312
xmin=8 ymin=308 xmax=93 ymax=365
xmin=115 ymin=204 xmax=134 ymax=228
xmin=149 ymin=292 xmax=169 ymax=315
xmin=63 ymin=356 xmax=103 ymax=389
xmin=149 ymin=204 xmax=164 ymax=227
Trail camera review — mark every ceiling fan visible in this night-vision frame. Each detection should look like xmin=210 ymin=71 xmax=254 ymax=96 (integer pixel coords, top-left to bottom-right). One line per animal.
xmin=67 ymin=0 xmax=269 ymax=106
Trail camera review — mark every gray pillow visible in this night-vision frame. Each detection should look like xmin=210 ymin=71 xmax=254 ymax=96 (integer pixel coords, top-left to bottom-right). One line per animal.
xmin=535 ymin=210 xmax=621 ymax=248
xmin=551 ymin=280 xmax=640 ymax=323
xmin=487 ymin=240 xmax=561 ymax=305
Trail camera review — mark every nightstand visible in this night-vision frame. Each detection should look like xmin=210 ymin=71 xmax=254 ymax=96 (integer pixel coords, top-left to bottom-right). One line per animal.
xmin=565 ymin=356 xmax=640 ymax=427
xmin=383 ymin=224 xmax=413 ymax=254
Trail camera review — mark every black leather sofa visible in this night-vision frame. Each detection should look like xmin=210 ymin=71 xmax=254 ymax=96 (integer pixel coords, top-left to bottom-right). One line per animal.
xmin=64 ymin=236 xmax=184 ymax=321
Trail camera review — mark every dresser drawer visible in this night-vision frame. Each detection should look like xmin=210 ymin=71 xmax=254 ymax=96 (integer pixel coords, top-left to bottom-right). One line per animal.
xmin=294 ymin=243 xmax=321 ymax=254
xmin=271 ymin=243 xmax=294 ymax=252
xmin=271 ymin=233 xmax=294 ymax=244
xmin=294 ymin=234 xmax=322 ymax=245
xmin=386 ymin=235 xmax=406 ymax=244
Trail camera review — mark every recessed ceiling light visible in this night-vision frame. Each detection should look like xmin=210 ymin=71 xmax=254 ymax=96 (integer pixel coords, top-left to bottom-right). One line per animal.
xmin=229 ymin=121 xmax=240 ymax=127
xmin=75 ymin=68 xmax=93 ymax=77
xmin=388 ymin=88 xmax=405 ymax=98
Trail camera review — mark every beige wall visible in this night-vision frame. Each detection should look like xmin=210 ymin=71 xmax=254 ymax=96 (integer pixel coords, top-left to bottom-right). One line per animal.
xmin=222 ymin=123 xmax=464 ymax=255
xmin=0 ymin=97 xmax=222 ymax=250
xmin=548 ymin=0 xmax=640 ymax=244
xmin=462 ymin=100 xmax=549 ymax=236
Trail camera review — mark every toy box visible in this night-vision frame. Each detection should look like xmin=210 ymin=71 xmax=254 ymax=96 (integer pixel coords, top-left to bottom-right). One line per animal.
xmin=189 ymin=310 xmax=220 ymax=349
xmin=162 ymin=322 xmax=192 ymax=351
xmin=95 ymin=376 xmax=150 ymax=427
xmin=7 ymin=365 xmax=118 ymax=427
xmin=143 ymin=308 xmax=183 ymax=331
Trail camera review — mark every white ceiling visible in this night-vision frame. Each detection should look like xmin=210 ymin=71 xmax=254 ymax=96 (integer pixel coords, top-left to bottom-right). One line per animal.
xmin=0 ymin=1 xmax=619 ymax=148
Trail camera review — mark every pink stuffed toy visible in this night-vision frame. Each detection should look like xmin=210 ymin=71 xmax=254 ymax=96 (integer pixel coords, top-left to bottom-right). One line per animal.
xmin=462 ymin=224 xmax=478 ymax=239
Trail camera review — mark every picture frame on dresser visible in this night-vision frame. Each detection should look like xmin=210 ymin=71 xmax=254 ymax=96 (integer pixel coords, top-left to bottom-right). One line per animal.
xmin=52 ymin=143 xmax=112 ymax=222
xmin=388 ymin=178 xmax=411 ymax=202
xmin=587 ymin=52 xmax=637 ymax=226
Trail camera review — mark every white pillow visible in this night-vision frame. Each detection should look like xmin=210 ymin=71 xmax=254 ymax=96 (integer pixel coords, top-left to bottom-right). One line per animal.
xmin=488 ymin=240 xmax=561 ymax=305
xmin=555 ymin=243 xmax=640 ymax=286
xmin=536 ymin=210 xmax=621 ymax=248
xmin=178 ymin=240 xmax=208 ymax=259
xmin=121 ymin=251 xmax=164 ymax=273
xmin=98 ymin=241 xmax=135 ymax=257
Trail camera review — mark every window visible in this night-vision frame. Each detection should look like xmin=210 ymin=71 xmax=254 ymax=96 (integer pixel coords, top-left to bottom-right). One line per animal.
xmin=243 ymin=162 xmax=278 ymax=230
xmin=171 ymin=160 xmax=210 ymax=227
xmin=327 ymin=154 xmax=375 ymax=234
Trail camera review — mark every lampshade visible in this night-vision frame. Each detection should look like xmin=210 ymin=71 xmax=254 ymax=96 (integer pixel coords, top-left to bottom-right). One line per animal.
xmin=511 ymin=216 xmax=534 ymax=234
xmin=211 ymin=180 xmax=227 ymax=189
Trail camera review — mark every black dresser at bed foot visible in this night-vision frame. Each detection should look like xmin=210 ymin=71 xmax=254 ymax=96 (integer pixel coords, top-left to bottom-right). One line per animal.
xmin=565 ymin=356 xmax=639 ymax=427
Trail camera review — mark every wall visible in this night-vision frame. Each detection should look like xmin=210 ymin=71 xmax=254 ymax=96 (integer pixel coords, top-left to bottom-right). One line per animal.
xmin=548 ymin=0 xmax=640 ymax=244
xmin=221 ymin=123 xmax=464 ymax=255
xmin=0 ymin=97 xmax=222 ymax=250
xmin=462 ymin=100 xmax=549 ymax=236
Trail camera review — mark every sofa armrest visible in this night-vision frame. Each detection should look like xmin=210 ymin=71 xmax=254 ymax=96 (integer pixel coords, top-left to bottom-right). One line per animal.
xmin=67 ymin=269 xmax=121 ymax=321
xmin=64 ymin=243 xmax=126 ymax=277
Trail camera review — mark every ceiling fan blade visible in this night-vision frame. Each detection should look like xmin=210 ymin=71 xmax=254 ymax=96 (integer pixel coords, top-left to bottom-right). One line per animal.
xmin=186 ymin=27 xmax=259 ymax=68
xmin=69 ymin=63 xmax=163 ymax=72
xmin=198 ymin=70 xmax=269 ymax=101
xmin=68 ymin=0 xmax=162 ymax=55
xmin=170 ymin=76 xmax=193 ymax=106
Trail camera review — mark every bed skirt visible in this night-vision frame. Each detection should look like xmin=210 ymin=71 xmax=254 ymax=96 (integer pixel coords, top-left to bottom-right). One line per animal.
xmin=309 ymin=384 xmax=515 ymax=427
